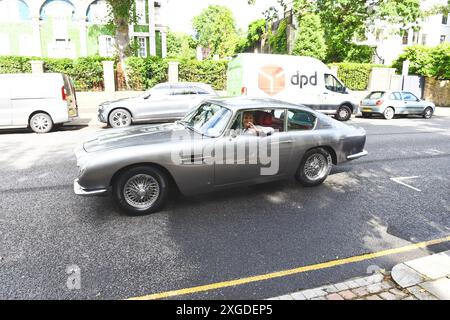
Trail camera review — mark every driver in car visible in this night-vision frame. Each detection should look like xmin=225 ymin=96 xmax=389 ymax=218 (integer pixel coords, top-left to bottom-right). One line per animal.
xmin=242 ymin=111 xmax=275 ymax=136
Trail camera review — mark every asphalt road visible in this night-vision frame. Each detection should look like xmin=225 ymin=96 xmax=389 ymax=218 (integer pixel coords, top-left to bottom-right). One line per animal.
xmin=0 ymin=114 xmax=449 ymax=300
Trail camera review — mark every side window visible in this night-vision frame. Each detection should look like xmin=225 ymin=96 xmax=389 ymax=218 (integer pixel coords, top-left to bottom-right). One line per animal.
xmin=402 ymin=92 xmax=418 ymax=101
xmin=151 ymin=86 xmax=171 ymax=97
xmin=389 ymin=92 xmax=402 ymax=100
xmin=324 ymin=74 xmax=345 ymax=93
xmin=230 ymin=109 xmax=285 ymax=133
xmin=194 ymin=86 xmax=211 ymax=95
xmin=171 ymin=85 xmax=197 ymax=95
xmin=287 ymin=109 xmax=316 ymax=131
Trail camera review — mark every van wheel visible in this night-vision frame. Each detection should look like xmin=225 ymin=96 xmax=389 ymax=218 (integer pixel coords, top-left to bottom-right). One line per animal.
xmin=295 ymin=148 xmax=332 ymax=187
xmin=30 ymin=113 xmax=53 ymax=133
xmin=335 ymin=105 xmax=352 ymax=121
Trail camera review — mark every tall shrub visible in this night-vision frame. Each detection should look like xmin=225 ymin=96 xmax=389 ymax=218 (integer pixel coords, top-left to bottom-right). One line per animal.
xmin=126 ymin=56 xmax=168 ymax=90
xmin=292 ymin=13 xmax=327 ymax=60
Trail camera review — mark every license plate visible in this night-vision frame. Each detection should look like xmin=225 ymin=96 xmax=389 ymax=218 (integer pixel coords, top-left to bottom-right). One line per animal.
xmin=362 ymin=108 xmax=372 ymax=112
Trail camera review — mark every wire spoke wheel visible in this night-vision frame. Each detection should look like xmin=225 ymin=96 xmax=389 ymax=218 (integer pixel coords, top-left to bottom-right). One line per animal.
xmin=123 ymin=174 xmax=160 ymax=210
xmin=304 ymin=153 xmax=328 ymax=181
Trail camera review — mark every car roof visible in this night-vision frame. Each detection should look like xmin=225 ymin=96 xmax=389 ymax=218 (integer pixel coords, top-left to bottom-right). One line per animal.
xmin=156 ymin=82 xmax=213 ymax=87
xmin=204 ymin=96 xmax=310 ymax=112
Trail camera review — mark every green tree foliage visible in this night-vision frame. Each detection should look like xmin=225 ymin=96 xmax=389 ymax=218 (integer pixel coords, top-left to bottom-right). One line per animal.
xmin=292 ymin=13 xmax=326 ymax=60
xmin=192 ymin=5 xmax=239 ymax=58
xmin=344 ymin=44 xmax=374 ymax=63
xmin=236 ymin=19 xmax=267 ymax=53
xmin=269 ymin=19 xmax=288 ymax=54
xmin=166 ymin=31 xmax=197 ymax=60
xmin=391 ymin=44 xmax=450 ymax=79
xmin=293 ymin=0 xmax=423 ymax=62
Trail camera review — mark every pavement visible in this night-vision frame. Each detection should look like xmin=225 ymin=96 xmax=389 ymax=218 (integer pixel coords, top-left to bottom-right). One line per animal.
xmin=268 ymin=250 xmax=450 ymax=300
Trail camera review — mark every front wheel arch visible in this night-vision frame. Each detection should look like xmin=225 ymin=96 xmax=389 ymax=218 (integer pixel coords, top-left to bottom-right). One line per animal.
xmin=110 ymin=162 xmax=179 ymax=194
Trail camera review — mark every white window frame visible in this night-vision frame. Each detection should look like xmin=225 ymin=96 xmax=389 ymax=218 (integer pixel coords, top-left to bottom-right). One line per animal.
xmin=99 ymin=35 xmax=115 ymax=57
xmin=137 ymin=36 xmax=147 ymax=57
xmin=136 ymin=0 xmax=146 ymax=24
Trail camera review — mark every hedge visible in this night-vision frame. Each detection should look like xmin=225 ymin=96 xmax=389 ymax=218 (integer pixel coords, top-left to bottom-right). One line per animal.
xmin=0 ymin=55 xmax=112 ymax=91
xmin=0 ymin=56 xmax=33 ymax=73
xmin=126 ymin=56 xmax=168 ymax=90
xmin=178 ymin=59 xmax=228 ymax=90
xmin=329 ymin=63 xmax=387 ymax=90
xmin=391 ymin=44 xmax=450 ymax=80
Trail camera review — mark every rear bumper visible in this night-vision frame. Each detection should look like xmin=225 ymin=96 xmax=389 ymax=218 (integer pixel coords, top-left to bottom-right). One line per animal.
xmin=347 ymin=150 xmax=368 ymax=160
xmin=360 ymin=106 xmax=383 ymax=113
xmin=74 ymin=178 xmax=108 ymax=196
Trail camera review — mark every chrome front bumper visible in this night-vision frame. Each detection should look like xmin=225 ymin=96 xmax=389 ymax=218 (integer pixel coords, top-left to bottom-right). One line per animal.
xmin=74 ymin=179 xmax=108 ymax=196
xmin=347 ymin=150 xmax=368 ymax=160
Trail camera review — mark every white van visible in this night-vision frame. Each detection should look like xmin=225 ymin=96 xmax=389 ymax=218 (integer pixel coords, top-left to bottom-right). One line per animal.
xmin=227 ymin=53 xmax=359 ymax=121
xmin=0 ymin=73 xmax=78 ymax=133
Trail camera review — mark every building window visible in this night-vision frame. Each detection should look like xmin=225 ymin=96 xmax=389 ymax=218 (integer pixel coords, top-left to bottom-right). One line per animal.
xmin=443 ymin=14 xmax=448 ymax=25
xmin=402 ymin=31 xmax=408 ymax=45
xmin=86 ymin=0 xmax=109 ymax=24
xmin=440 ymin=35 xmax=446 ymax=43
xmin=137 ymin=37 xmax=147 ymax=57
xmin=375 ymin=29 xmax=383 ymax=41
xmin=421 ymin=34 xmax=427 ymax=45
xmin=99 ymin=35 xmax=114 ymax=57
xmin=40 ymin=0 xmax=76 ymax=21
xmin=136 ymin=0 xmax=146 ymax=24
xmin=412 ymin=31 xmax=419 ymax=44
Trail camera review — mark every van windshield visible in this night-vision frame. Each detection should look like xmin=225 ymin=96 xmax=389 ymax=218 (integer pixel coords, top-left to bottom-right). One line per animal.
xmin=366 ymin=91 xmax=385 ymax=100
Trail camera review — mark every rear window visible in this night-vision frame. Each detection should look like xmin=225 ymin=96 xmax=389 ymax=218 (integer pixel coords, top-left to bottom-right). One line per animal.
xmin=366 ymin=91 xmax=385 ymax=99
xmin=63 ymin=75 xmax=73 ymax=95
xmin=194 ymin=85 xmax=215 ymax=95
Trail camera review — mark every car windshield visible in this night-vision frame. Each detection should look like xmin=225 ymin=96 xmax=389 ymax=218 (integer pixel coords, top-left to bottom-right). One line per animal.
xmin=180 ymin=103 xmax=232 ymax=137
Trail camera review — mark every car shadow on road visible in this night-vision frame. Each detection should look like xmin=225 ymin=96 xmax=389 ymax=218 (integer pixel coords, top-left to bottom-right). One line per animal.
xmin=0 ymin=125 xmax=88 ymax=135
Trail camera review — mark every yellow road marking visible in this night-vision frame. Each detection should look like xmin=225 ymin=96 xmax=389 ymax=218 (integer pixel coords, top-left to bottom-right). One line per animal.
xmin=128 ymin=235 xmax=450 ymax=300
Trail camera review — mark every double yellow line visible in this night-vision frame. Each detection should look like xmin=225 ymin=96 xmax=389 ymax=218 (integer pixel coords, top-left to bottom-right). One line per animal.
xmin=129 ymin=235 xmax=450 ymax=300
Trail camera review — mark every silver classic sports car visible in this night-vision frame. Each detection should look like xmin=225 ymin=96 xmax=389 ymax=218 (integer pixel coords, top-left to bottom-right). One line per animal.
xmin=75 ymin=97 xmax=368 ymax=215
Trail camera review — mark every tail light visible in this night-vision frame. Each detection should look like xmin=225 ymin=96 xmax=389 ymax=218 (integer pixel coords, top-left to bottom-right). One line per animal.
xmin=376 ymin=99 xmax=383 ymax=106
xmin=61 ymin=86 xmax=67 ymax=101
xmin=241 ymin=87 xmax=247 ymax=95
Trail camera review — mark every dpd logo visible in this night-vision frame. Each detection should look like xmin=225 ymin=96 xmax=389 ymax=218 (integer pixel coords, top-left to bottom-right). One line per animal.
xmin=258 ymin=65 xmax=285 ymax=96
